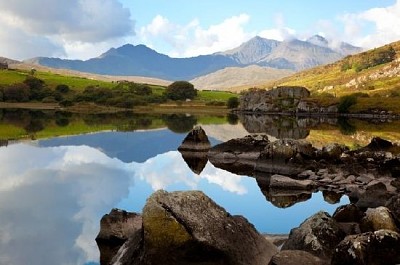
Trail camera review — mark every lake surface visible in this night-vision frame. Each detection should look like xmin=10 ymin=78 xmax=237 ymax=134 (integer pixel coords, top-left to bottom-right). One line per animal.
xmin=1 ymin=110 xmax=400 ymax=265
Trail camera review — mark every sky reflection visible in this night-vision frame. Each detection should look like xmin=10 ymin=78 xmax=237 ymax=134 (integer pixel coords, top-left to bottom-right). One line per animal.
xmin=0 ymin=131 xmax=349 ymax=265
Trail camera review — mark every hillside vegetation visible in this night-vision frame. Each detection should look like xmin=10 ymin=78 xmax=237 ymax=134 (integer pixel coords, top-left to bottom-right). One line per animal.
xmin=260 ymin=40 xmax=400 ymax=98
xmin=0 ymin=67 xmax=237 ymax=112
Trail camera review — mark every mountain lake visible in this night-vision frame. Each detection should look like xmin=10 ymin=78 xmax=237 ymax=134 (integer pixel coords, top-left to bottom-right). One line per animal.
xmin=1 ymin=109 xmax=400 ymax=265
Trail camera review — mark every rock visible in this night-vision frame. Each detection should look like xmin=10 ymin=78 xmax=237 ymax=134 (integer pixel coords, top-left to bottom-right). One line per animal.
xmin=208 ymin=134 xmax=269 ymax=175
xmin=363 ymin=137 xmax=393 ymax=151
xmin=178 ymin=126 xmax=211 ymax=151
xmin=321 ymin=143 xmax=348 ymax=160
xmin=331 ymin=229 xmax=400 ymax=265
xmin=130 ymin=190 xmax=278 ymax=265
xmin=360 ymin=206 xmax=399 ymax=233
xmin=269 ymin=250 xmax=328 ymax=265
xmin=282 ymin=211 xmax=345 ymax=260
xmin=265 ymin=139 xmax=316 ymax=160
xmin=269 ymin=175 xmax=315 ymax=190
xmin=95 ymin=209 xmax=142 ymax=265
xmin=333 ymin=204 xmax=364 ymax=223
xmin=239 ymin=86 xmax=310 ymax=113
xmin=264 ymin=234 xmax=289 ymax=248
xmin=322 ymin=191 xmax=342 ymax=204
xmin=386 ymin=194 xmax=400 ymax=223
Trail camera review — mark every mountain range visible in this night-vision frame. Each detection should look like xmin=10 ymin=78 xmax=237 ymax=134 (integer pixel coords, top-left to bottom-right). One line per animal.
xmin=25 ymin=35 xmax=362 ymax=83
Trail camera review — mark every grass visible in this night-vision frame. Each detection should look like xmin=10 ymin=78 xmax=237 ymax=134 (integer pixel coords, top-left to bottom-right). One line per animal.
xmin=196 ymin=90 xmax=238 ymax=101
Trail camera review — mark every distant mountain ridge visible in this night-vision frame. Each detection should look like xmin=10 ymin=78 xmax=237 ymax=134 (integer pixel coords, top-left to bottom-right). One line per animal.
xmin=26 ymin=35 xmax=362 ymax=81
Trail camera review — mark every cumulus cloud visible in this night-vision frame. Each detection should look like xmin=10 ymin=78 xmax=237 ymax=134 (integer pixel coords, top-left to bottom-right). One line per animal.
xmin=339 ymin=0 xmax=400 ymax=48
xmin=0 ymin=0 xmax=134 ymax=59
xmin=259 ymin=13 xmax=296 ymax=41
xmin=139 ymin=14 xmax=253 ymax=57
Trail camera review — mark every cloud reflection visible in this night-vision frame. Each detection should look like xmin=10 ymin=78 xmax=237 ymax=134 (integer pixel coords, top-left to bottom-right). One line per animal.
xmin=0 ymin=143 xmax=248 ymax=265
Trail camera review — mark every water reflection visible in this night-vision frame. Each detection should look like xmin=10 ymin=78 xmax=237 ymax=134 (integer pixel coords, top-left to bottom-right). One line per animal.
xmin=0 ymin=129 xmax=349 ymax=265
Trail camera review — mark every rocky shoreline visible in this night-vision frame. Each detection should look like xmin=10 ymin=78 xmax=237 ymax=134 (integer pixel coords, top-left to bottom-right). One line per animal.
xmin=96 ymin=128 xmax=400 ymax=265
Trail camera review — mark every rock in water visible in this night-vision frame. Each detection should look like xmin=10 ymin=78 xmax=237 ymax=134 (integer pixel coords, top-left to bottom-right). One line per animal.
xmin=178 ymin=126 xmax=211 ymax=151
xmin=178 ymin=126 xmax=211 ymax=174
xmin=269 ymin=250 xmax=328 ymax=265
xmin=138 ymin=190 xmax=278 ymax=265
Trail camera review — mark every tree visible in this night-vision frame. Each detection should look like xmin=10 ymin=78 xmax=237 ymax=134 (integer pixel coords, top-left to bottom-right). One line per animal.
xmin=3 ymin=83 xmax=31 ymax=102
xmin=227 ymin=97 xmax=239 ymax=109
xmin=165 ymin=81 xmax=197 ymax=100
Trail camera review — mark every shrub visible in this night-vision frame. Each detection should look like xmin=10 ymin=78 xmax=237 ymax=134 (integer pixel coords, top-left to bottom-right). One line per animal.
xmin=227 ymin=97 xmax=239 ymax=109
xmin=55 ymin=84 xmax=70 ymax=93
xmin=164 ymin=81 xmax=197 ymax=100
xmin=338 ymin=95 xmax=357 ymax=113
xmin=3 ymin=83 xmax=30 ymax=102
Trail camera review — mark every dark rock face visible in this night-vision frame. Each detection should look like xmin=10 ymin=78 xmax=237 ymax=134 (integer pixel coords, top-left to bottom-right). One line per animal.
xmin=333 ymin=204 xmax=364 ymax=223
xmin=110 ymin=190 xmax=278 ymax=265
xmin=95 ymin=209 xmax=142 ymax=265
xmin=282 ymin=211 xmax=346 ymax=260
xmin=331 ymin=230 xmax=400 ymax=265
xmin=269 ymin=250 xmax=328 ymax=265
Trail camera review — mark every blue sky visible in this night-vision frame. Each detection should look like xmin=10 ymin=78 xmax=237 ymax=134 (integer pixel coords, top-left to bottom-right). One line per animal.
xmin=0 ymin=0 xmax=399 ymax=60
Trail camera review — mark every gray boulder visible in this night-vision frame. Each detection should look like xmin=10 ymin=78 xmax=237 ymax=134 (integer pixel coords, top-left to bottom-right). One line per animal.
xmin=282 ymin=211 xmax=345 ymax=260
xmin=113 ymin=190 xmax=278 ymax=265
xmin=331 ymin=230 xmax=400 ymax=265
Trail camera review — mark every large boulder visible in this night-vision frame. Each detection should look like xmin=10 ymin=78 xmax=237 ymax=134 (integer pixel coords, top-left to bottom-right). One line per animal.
xmin=114 ymin=190 xmax=278 ymax=265
xmin=95 ymin=209 xmax=142 ymax=265
xmin=331 ymin=230 xmax=400 ymax=265
xmin=282 ymin=211 xmax=345 ymax=260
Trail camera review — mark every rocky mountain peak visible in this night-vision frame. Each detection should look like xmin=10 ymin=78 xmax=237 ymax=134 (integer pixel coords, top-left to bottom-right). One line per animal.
xmin=306 ymin=35 xmax=329 ymax=47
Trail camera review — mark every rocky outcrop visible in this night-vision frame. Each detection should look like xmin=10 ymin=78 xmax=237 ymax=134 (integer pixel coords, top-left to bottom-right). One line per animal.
xmin=239 ymin=86 xmax=339 ymax=114
xmin=282 ymin=211 xmax=346 ymax=260
xmin=104 ymin=190 xmax=278 ymax=265
xmin=239 ymin=86 xmax=310 ymax=113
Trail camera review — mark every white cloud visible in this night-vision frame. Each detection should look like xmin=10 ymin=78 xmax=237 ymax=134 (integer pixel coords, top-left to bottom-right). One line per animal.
xmin=0 ymin=0 xmax=134 ymax=60
xmin=139 ymin=14 xmax=253 ymax=57
xmin=339 ymin=0 xmax=400 ymax=49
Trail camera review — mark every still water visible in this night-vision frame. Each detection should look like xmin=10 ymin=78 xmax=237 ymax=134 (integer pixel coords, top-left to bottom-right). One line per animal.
xmin=1 ymin=110 xmax=399 ymax=265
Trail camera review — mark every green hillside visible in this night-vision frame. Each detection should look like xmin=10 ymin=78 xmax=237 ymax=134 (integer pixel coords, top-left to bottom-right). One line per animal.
xmin=261 ymin=40 xmax=400 ymax=98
